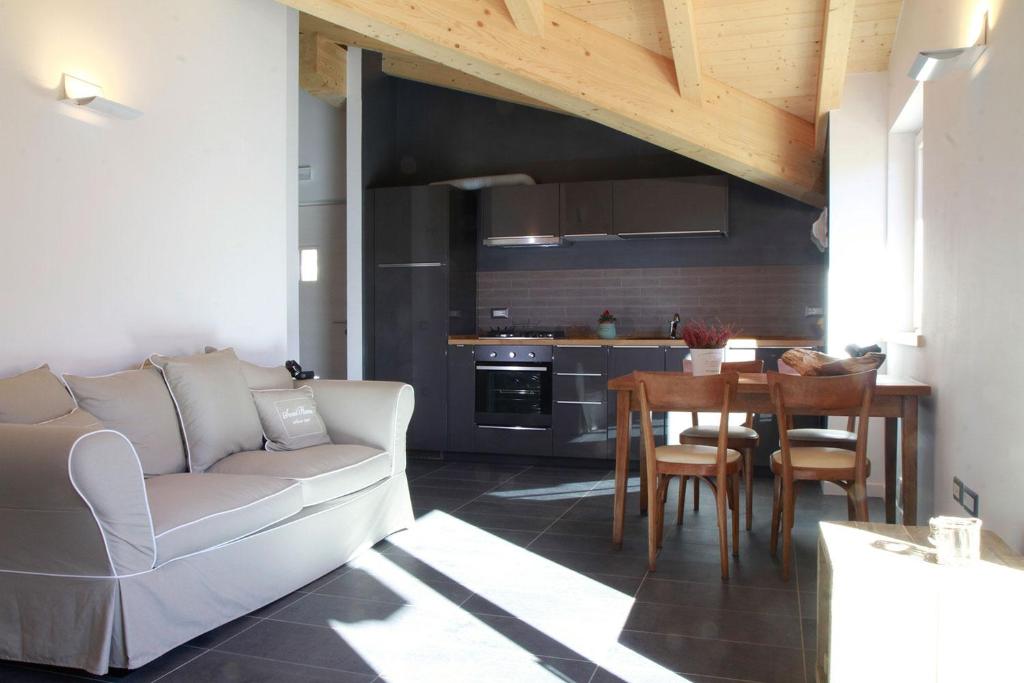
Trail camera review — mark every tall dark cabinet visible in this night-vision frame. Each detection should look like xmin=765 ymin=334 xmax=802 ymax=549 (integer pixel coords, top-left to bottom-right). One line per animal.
xmin=372 ymin=185 xmax=476 ymax=451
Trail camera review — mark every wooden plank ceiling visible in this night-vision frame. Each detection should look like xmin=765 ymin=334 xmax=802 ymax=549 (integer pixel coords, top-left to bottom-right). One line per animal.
xmin=292 ymin=0 xmax=903 ymax=207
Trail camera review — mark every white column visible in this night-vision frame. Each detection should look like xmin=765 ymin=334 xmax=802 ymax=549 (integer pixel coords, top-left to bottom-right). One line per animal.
xmin=345 ymin=47 xmax=364 ymax=379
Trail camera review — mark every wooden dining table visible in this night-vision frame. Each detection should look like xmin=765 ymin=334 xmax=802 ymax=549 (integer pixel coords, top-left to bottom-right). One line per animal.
xmin=607 ymin=372 xmax=933 ymax=547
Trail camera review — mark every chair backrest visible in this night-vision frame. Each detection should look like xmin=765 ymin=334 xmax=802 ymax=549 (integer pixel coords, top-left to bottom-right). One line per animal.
xmin=685 ymin=360 xmax=763 ymax=425
xmin=721 ymin=359 xmax=765 ymax=374
xmin=635 ymin=371 xmax=739 ymax=413
xmin=636 ymin=372 xmax=740 ymax=474
xmin=768 ymin=370 xmax=877 ymax=475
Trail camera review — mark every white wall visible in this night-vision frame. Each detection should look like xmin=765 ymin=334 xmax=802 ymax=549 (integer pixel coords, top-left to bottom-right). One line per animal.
xmin=298 ymin=90 xmax=347 ymax=379
xmin=0 ymin=0 xmax=297 ymax=375
xmin=827 ymin=72 xmax=890 ymax=498
xmin=886 ymin=0 xmax=1024 ymax=548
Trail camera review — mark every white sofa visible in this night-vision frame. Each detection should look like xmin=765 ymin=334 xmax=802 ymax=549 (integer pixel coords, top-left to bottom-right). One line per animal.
xmin=0 ymin=361 xmax=414 ymax=675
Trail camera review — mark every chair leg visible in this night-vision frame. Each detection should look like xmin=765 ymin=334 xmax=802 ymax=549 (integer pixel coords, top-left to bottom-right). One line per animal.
xmin=676 ymin=476 xmax=687 ymax=526
xmin=851 ymin=480 xmax=869 ymax=522
xmin=693 ymin=475 xmax=700 ymax=511
xmin=639 ymin=450 xmax=648 ymax=517
xmin=656 ymin=475 xmax=670 ymax=549
xmin=770 ymin=475 xmax=781 ymax=557
xmin=846 ymin=490 xmax=856 ymax=521
xmin=716 ymin=476 xmax=730 ymax=580
xmin=781 ymin=477 xmax=795 ymax=581
xmin=744 ymin=448 xmax=754 ymax=531
xmin=730 ymin=474 xmax=740 ymax=557
xmin=647 ymin=470 xmax=661 ymax=571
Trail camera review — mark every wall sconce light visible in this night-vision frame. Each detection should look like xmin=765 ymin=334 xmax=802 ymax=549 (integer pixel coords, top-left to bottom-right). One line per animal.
xmin=908 ymin=11 xmax=988 ymax=81
xmin=60 ymin=74 xmax=142 ymax=119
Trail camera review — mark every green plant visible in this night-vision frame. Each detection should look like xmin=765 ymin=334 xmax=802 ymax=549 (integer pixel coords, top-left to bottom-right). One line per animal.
xmin=598 ymin=310 xmax=616 ymax=324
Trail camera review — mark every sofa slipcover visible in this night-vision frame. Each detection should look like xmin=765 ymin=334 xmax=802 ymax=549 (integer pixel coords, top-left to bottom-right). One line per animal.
xmin=0 ymin=364 xmax=76 ymax=424
xmin=146 ymin=473 xmax=302 ymax=564
xmin=209 ymin=445 xmax=391 ymax=507
xmin=64 ymin=367 xmax=188 ymax=475
xmin=150 ymin=349 xmax=263 ymax=472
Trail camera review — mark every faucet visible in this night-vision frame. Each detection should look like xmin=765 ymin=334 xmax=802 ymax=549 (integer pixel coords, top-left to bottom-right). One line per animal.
xmin=669 ymin=313 xmax=681 ymax=339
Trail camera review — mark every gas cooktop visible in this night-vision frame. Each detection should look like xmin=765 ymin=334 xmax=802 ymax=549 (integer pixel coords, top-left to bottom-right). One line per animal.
xmin=480 ymin=327 xmax=566 ymax=339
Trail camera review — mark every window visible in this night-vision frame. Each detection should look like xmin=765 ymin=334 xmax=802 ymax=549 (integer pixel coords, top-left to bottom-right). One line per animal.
xmin=300 ymin=248 xmax=319 ymax=282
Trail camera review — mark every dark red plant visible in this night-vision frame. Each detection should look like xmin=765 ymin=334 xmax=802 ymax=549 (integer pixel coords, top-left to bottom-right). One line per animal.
xmin=681 ymin=319 xmax=738 ymax=349
xmin=598 ymin=310 xmax=617 ymax=323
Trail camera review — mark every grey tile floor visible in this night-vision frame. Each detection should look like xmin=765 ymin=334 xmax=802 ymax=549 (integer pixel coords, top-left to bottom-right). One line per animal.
xmin=1 ymin=459 xmax=882 ymax=683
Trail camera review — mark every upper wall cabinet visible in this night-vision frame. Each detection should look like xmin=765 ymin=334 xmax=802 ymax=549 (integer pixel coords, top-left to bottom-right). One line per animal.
xmin=374 ymin=186 xmax=451 ymax=264
xmin=479 ymin=184 xmax=560 ymax=247
xmin=560 ymin=181 xmax=614 ymax=240
xmin=613 ymin=176 xmax=729 ymax=237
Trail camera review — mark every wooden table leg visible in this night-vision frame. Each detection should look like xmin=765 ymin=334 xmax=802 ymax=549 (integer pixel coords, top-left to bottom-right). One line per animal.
xmin=901 ymin=398 xmax=919 ymax=525
xmin=612 ymin=389 xmax=630 ymax=548
xmin=884 ymin=417 xmax=898 ymax=523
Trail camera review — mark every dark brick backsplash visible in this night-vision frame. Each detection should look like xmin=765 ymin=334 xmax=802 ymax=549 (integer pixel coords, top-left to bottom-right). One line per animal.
xmin=477 ymin=265 xmax=826 ymax=338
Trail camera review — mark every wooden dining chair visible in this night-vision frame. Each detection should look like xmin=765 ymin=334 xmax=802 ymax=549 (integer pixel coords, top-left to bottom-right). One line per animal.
xmin=677 ymin=359 xmax=764 ymax=530
xmin=636 ymin=371 xmax=742 ymax=578
xmin=767 ymin=370 xmax=877 ymax=580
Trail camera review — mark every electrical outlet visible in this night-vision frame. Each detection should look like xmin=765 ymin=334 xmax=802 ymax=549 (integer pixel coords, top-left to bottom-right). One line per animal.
xmin=952 ymin=477 xmax=964 ymax=505
xmin=962 ymin=485 xmax=979 ymax=517
xmin=491 ymin=308 xmax=510 ymax=319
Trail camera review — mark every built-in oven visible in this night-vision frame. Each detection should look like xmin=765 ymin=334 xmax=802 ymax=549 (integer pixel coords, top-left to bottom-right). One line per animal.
xmin=474 ymin=345 xmax=552 ymax=430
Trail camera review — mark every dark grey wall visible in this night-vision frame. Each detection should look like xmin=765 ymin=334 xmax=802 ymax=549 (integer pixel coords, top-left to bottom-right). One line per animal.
xmin=362 ymin=70 xmax=825 ymax=273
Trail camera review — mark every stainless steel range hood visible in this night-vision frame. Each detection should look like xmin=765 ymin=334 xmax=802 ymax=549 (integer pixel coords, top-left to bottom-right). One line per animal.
xmin=482 ymin=234 xmax=561 ymax=248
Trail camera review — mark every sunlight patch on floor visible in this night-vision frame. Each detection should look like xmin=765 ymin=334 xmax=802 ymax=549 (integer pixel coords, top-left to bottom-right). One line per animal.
xmin=485 ymin=480 xmax=607 ymax=501
xmin=383 ymin=511 xmax=693 ymax=682
xmin=331 ymin=551 xmax=576 ymax=681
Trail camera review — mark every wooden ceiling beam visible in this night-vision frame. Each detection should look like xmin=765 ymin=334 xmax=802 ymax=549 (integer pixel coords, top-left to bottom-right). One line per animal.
xmin=662 ymin=0 xmax=702 ymax=104
xmin=299 ymin=32 xmax=347 ymax=107
xmin=381 ymin=53 xmax=564 ymax=114
xmin=504 ymin=0 xmax=546 ymax=36
xmin=282 ymin=0 xmax=824 ymax=206
xmin=814 ymin=0 xmax=856 ymax=153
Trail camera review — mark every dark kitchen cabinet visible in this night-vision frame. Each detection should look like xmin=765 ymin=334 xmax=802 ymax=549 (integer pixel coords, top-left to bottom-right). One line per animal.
xmin=559 ymin=181 xmax=614 ymax=240
xmin=553 ymin=345 xmax=609 ymax=459
xmin=371 ymin=185 xmax=476 ymax=452
xmin=446 ymin=344 xmax=476 ymax=453
xmin=374 ymin=265 xmax=447 ymax=451
xmin=374 ymin=186 xmax=450 ymax=265
xmin=613 ymin=176 xmax=729 ymax=237
xmin=479 ymin=184 xmax=560 ymax=246
xmin=607 ymin=346 xmax=667 ymax=459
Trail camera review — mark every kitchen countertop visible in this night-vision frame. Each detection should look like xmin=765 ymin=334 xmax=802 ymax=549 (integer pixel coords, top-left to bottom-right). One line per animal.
xmin=448 ymin=336 xmax=821 ymax=348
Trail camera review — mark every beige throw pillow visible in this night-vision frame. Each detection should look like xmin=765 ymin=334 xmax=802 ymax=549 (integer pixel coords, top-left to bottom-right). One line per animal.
xmin=150 ymin=349 xmax=264 ymax=472
xmin=36 ymin=407 xmax=103 ymax=429
xmin=251 ymin=387 xmax=330 ymax=451
xmin=0 ymin=364 xmax=77 ymax=424
xmin=204 ymin=346 xmax=294 ymax=390
xmin=64 ymin=368 xmax=189 ymax=475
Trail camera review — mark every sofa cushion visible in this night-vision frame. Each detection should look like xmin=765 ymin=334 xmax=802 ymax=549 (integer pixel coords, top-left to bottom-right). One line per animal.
xmin=145 ymin=473 xmax=302 ymax=565
xmin=36 ymin=407 xmax=102 ymax=428
xmin=0 ymin=365 xmax=76 ymax=424
xmin=204 ymin=347 xmax=294 ymax=390
xmin=251 ymin=387 xmax=331 ymax=452
xmin=208 ymin=444 xmax=390 ymax=507
xmin=150 ymin=349 xmax=264 ymax=473
xmin=64 ymin=368 xmax=188 ymax=475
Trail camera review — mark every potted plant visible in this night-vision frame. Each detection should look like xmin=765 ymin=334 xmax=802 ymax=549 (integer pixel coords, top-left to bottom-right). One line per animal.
xmin=597 ymin=310 xmax=617 ymax=339
xmin=682 ymin=319 xmax=737 ymax=375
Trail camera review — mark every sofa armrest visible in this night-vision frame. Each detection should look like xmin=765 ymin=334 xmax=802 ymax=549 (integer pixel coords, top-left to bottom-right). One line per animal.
xmin=0 ymin=424 xmax=155 ymax=577
xmin=297 ymin=380 xmax=414 ymax=475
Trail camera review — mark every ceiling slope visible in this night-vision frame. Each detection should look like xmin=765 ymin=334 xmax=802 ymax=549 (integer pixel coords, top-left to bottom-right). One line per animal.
xmin=285 ymin=0 xmax=826 ymax=206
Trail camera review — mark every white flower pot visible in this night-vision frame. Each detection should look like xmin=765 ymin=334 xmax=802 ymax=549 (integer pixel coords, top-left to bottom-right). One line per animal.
xmin=690 ymin=348 xmax=726 ymax=376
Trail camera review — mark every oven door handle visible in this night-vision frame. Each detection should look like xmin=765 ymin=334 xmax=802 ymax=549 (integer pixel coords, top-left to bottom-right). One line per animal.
xmin=475 ymin=365 xmax=549 ymax=372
